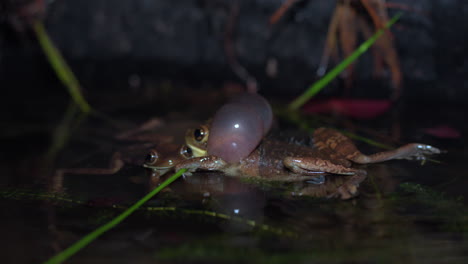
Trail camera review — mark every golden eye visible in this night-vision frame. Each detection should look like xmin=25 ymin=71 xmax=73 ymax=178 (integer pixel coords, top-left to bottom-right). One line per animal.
xmin=180 ymin=145 xmax=193 ymax=159
xmin=145 ymin=149 xmax=159 ymax=165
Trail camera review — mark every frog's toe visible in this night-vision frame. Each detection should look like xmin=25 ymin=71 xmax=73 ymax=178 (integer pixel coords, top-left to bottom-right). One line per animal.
xmin=407 ymin=144 xmax=441 ymax=161
xmin=417 ymin=144 xmax=441 ymax=155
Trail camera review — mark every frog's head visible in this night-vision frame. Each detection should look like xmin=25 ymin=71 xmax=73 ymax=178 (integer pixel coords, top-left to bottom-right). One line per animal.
xmin=185 ymin=123 xmax=210 ymax=157
xmin=185 ymin=93 xmax=273 ymax=163
xmin=143 ymin=144 xmax=194 ymax=176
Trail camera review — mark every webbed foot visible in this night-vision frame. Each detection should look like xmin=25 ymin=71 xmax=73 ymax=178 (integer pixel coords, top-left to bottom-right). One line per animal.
xmin=404 ymin=144 xmax=441 ymax=161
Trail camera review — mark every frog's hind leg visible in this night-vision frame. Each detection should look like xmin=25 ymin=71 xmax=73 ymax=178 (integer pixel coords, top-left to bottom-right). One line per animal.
xmin=52 ymin=152 xmax=125 ymax=192
xmin=349 ymin=143 xmax=441 ymax=164
xmin=55 ymin=152 xmax=125 ymax=176
xmin=313 ymin=128 xmax=441 ymax=164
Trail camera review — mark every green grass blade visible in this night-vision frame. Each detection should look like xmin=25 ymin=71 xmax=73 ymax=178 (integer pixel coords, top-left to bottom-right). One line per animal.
xmin=288 ymin=12 xmax=403 ymax=110
xmin=341 ymin=130 xmax=393 ymax=150
xmin=45 ymin=102 xmax=88 ymax=159
xmin=32 ymin=21 xmax=92 ymax=113
xmin=43 ymin=169 xmax=187 ymax=264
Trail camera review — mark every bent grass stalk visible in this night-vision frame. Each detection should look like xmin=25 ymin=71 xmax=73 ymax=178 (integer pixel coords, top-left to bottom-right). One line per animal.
xmin=288 ymin=12 xmax=403 ymax=110
xmin=43 ymin=168 xmax=187 ymax=264
xmin=32 ymin=21 xmax=92 ymax=114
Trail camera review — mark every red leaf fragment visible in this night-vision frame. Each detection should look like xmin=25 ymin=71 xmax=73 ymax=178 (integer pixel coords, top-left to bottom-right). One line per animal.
xmin=303 ymin=98 xmax=392 ymax=119
xmin=423 ymin=125 xmax=461 ymax=139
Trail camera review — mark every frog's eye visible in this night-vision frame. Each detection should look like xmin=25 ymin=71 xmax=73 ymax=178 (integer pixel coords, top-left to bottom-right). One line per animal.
xmin=194 ymin=128 xmax=205 ymax=142
xmin=180 ymin=145 xmax=193 ymax=159
xmin=145 ymin=150 xmax=159 ymax=165
xmin=193 ymin=125 xmax=209 ymax=142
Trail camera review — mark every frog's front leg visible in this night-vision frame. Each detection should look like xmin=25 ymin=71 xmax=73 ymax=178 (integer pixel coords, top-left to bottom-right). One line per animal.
xmin=314 ymin=128 xmax=441 ymax=164
xmin=174 ymin=155 xmax=228 ymax=175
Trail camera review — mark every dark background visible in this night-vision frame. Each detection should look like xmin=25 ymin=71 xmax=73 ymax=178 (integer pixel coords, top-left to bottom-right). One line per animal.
xmin=1 ymin=0 xmax=467 ymax=105
xmin=1 ymin=2 xmax=467 ymax=263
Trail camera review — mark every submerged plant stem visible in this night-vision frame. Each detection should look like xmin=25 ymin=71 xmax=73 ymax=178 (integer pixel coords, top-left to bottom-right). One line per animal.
xmin=43 ymin=169 xmax=187 ymax=264
xmin=288 ymin=12 xmax=403 ymax=110
xmin=32 ymin=21 xmax=92 ymax=113
xmin=46 ymin=102 xmax=88 ymax=159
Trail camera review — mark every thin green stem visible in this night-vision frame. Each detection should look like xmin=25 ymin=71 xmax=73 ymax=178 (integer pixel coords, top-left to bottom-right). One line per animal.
xmin=341 ymin=131 xmax=393 ymax=150
xmin=43 ymin=169 xmax=187 ymax=264
xmin=32 ymin=21 xmax=92 ymax=113
xmin=288 ymin=12 xmax=403 ymax=110
xmin=46 ymin=102 xmax=88 ymax=159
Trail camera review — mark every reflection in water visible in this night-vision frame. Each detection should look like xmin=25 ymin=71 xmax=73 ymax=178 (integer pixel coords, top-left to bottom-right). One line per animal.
xmin=1 ymin=98 xmax=466 ymax=263
xmin=2 ymin=132 xmax=465 ymax=263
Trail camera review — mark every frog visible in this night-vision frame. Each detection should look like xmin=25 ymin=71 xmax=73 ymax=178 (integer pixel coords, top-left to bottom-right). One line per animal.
xmin=52 ymin=119 xmax=200 ymax=191
xmin=53 ymin=142 xmax=183 ymax=183
xmin=140 ymin=140 xmax=360 ymax=199
xmin=143 ymin=143 xmax=193 ymax=177
xmin=173 ymin=93 xmax=441 ymax=199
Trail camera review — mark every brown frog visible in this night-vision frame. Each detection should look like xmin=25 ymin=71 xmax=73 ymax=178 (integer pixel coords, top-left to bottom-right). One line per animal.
xmin=169 ymin=93 xmax=441 ymax=199
xmin=52 ymin=119 xmax=200 ymax=191
xmin=143 ymin=143 xmax=193 ymax=177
